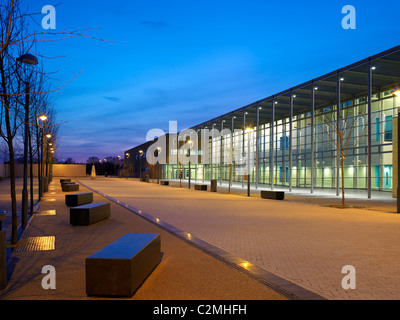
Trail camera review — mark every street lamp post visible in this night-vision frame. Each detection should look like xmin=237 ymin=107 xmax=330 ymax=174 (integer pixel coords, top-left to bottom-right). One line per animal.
xmin=139 ymin=150 xmax=144 ymax=180
xmin=124 ymin=153 xmax=130 ymax=179
xmin=117 ymin=155 xmax=121 ymax=178
xmin=156 ymin=147 xmax=162 ymax=184
xmin=43 ymin=133 xmax=52 ymax=193
xmin=17 ymin=53 xmax=38 ymax=226
xmin=36 ymin=115 xmax=48 ymax=200
xmin=48 ymin=143 xmax=54 ymax=182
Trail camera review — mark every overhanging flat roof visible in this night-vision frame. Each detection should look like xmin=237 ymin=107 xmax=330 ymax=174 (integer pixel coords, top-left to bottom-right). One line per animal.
xmin=190 ymin=45 xmax=400 ymax=131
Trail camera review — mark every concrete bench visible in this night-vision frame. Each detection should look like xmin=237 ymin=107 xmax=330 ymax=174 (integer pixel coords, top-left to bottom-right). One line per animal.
xmin=65 ymin=192 xmax=94 ymax=207
xmin=160 ymin=181 xmax=169 ymax=186
xmin=86 ymin=233 xmax=161 ymax=297
xmin=60 ymin=179 xmax=71 ymax=183
xmin=70 ymin=203 xmax=110 ymax=226
xmin=261 ymin=190 xmax=285 ymax=200
xmin=62 ymin=183 xmax=79 ymax=192
xmin=194 ymin=184 xmax=207 ymax=191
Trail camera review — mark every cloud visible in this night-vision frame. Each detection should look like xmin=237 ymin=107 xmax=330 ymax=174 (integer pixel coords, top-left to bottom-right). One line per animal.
xmin=140 ymin=20 xmax=170 ymax=29
xmin=103 ymin=96 xmax=121 ymax=102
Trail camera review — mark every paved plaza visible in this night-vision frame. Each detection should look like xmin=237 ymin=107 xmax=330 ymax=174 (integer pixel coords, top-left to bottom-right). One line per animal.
xmin=78 ymin=177 xmax=400 ymax=300
xmin=1 ymin=176 xmax=400 ymax=300
xmin=0 ymin=178 xmax=285 ymax=300
xmin=0 ymin=178 xmax=39 ymax=242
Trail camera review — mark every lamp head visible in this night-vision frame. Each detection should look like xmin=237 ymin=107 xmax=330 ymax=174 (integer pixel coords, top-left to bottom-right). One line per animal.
xmin=393 ymin=89 xmax=400 ymax=97
xmin=38 ymin=114 xmax=48 ymax=122
xmin=17 ymin=53 xmax=38 ymax=66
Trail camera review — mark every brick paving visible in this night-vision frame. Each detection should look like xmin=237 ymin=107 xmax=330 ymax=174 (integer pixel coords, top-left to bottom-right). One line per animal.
xmin=0 ymin=178 xmax=285 ymax=300
xmin=0 ymin=178 xmax=39 ymax=241
xmin=79 ymin=177 xmax=400 ymax=300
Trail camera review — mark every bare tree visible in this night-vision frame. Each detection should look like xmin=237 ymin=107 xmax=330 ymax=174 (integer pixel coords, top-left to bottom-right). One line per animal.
xmin=0 ymin=0 xmax=111 ymax=244
xmin=323 ymin=107 xmax=367 ymax=207
xmin=0 ymin=1 xmax=25 ymax=243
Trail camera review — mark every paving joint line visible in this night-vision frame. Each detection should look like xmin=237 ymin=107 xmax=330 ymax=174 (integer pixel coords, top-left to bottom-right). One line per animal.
xmin=77 ymin=180 xmax=327 ymax=301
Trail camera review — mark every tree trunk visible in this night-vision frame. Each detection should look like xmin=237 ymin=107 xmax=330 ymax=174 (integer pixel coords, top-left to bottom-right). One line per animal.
xmin=0 ymin=57 xmax=18 ymax=244
xmin=341 ymin=156 xmax=345 ymax=207
xmin=228 ymin=164 xmax=232 ymax=194
xmin=7 ymin=139 xmax=17 ymax=244
xmin=36 ymin=126 xmax=41 ymax=200
xmin=29 ymin=127 xmax=34 ymax=214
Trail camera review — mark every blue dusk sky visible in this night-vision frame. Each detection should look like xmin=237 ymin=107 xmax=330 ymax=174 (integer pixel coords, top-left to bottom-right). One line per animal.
xmin=27 ymin=0 xmax=400 ymax=163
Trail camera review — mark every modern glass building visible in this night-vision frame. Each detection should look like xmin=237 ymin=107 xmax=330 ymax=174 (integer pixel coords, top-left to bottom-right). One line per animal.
xmin=128 ymin=45 xmax=400 ymax=198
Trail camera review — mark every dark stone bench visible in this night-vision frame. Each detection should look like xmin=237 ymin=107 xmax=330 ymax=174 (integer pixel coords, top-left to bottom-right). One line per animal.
xmin=194 ymin=184 xmax=207 ymax=191
xmin=86 ymin=233 xmax=161 ymax=297
xmin=261 ymin=190 xmax=285 ymax=200
xmin=65 ymin=192 xmax=94 ymax=207
xmin=70 ymin=203 xmax=110 ymax=226
xmin=62 ymin=183 xmax=79 ymax=192
xmin=60 ymin=179 xmax=71 ymax=183
xmin=160 ymin=181 xmax=169 ymax=186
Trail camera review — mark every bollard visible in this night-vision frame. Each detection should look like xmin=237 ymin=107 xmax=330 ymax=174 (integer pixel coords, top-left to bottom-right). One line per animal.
xmin=211 ymin=179 xmax=217 ymax=192
xmin=0 ymin=211 xmax=6 ymax=290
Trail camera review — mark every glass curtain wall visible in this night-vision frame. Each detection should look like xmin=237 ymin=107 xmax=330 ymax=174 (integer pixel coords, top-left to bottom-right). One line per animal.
xmin=162 ymin=87 xmax=398 ymax=192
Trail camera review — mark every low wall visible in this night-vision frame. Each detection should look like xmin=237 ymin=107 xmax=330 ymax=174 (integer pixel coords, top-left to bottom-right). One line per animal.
xmin=0 ymin=164 xmax=87 ymax=178
xmin=0 ymin=164 xmax=8 ymax=179
xmin=52 ymin=164 xmax=86 ymax=177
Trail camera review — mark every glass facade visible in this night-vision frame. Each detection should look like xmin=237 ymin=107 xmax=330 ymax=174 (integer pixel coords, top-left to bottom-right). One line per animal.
xmin=162 ymin=87 xmax=397 ymax=193
xmin=147 ymin=46 xmax=400 ymax=197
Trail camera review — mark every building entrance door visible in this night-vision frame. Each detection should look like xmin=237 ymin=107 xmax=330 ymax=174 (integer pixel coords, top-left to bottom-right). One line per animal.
xmin=384 ymin=165 xmax=392 ymax=189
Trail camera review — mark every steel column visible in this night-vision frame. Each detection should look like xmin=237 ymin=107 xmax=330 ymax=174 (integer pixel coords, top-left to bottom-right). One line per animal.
xmin=211 ymin=124 xmax=214 ymax=180
xmin=271 ymin=100 xmax=275 ymax=190
xmin=220 ymin=120 xmax=224 ymax=185
xmin=367 ymin=63 xmax=373 ymax=199
xmin=336 ymin=74 xmax=341 ymax=197
xmin=311 ymin=85 xmax=315 ymax=194
xmin=242 ymin=112 xmax=246 ymax=188
xmin=256 ymin=106 xmax=260 ymax=189
xmin=289 ymin=93 xmax=294 ymax=192
xmin=231 ymin=116 xmax=235 ymax=187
